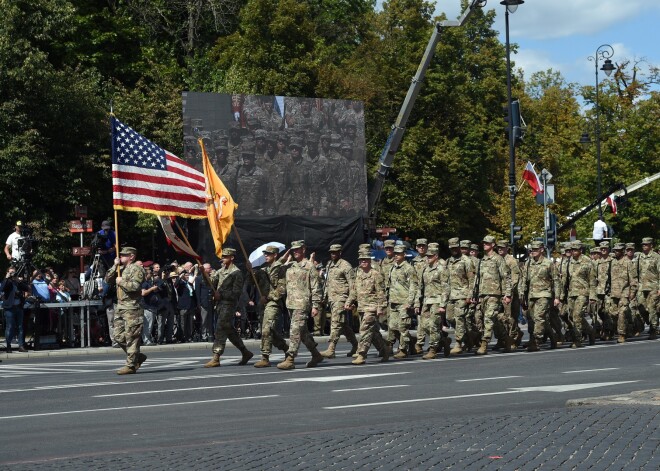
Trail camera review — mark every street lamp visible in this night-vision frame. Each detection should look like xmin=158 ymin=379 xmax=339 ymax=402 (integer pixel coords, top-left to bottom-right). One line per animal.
xmin=501 ymin=0 xmax=524 ymax=252
xmin=587 ymin=44 xmax=615 ymax=219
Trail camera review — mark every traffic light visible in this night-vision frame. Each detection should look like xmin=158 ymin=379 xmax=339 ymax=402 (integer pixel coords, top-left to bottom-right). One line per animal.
xmin=546 ymin=212 xmax=557 ymax=248
xmin=511 ymin=224 xmax=523 ymax=244
xmin=503 ymin=99 xmax=524 ymax=144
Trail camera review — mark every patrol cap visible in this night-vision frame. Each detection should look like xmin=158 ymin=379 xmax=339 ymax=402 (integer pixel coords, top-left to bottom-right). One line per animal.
xmin=571 ymin=240 xmax=583 ymax=250
xmin=590 ymin=247 xmax=600 ymax=254
xmin=416 ymin=238 xmax=428 ymax=246
xmin=289 ymin=137 xmax=303 ymax=149
xmin=613 ymin=243 xmax=625 ymax=251
xmin=221 ymin=247 xmax=236 ymax=257
xmin=358 ymin=250 xmax=372 ymax=260
xmin=460 ymin=240 xmax=471 ymax=248
xmin=241 ymin=141 xmax=256 ymax=155
xmin=599 ymin=241 xmax=610 ymax=249
xmin=329 ymin=244 xmax=342 ymax=252
xmin=496 ymin=239 xmax=509 ymax=249
xmin=427 ymin=242 xmax=439 ymax=250
xmin=448 ymin=237 xmax=460 ymax=248
xmin=393 ymin=245 xmax=406 ymax=254
xmin=427 ymin=247 xmax=439 ymax=255
xmin=262 ymin=245 xmax=279 ymax=254
xmin=625 ymin=242 xmax=635 ymax=250
xmin=482 ymin=235 xmax=496 ymax=244
xmin=358 ymin=243 xmax=371 ymax=250
xmin=470 ymin=244 xmax=479 ymax=251
xmin=291 ymin=240 xmax=305 ymax=249
xmin=530 ymin=241 xmax=544 ymax=250
xmin=119 ymin=246 xmax=137 ymax=256
xmin=254 ymin=129 xmax=268 ymax=140
xmin=383 ymin=240 xmax=396 ymax=248
xmin=641 ymin=237 xmax=653 ymax=245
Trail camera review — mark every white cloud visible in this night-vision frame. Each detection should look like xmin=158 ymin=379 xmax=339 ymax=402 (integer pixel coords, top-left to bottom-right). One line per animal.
xmin=512 ymin=48 xmax=562 ymax=77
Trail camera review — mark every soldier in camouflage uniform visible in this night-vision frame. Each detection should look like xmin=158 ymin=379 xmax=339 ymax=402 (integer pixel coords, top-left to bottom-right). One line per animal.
xmin=638 ymin=237 xmax=660 ymax=339
xmin=350 ymin=250 xmax=389 ymax=365
xmin=595 ymin=241 xmax=614 ymax=339
xmin=562 ymin=241 xmax=597 ymax=348
xmin=496 ymin=240 xmax=523 ymax=348
xmin=320 ymin=244 xmax=359 ymax=358
xmin=277 ymin=240 xmax=324 ymax=370
xmin=416 ymin=245 xmax=450 ymax=359
xmin=254 ymin=246 xmax=290 ymax=368
xmin=281 ymin=137 xmax=311 ymax=216
xmin=104 ymin=247 xmax=147 ymax=375
xmin=411 ymin=238 xmax=429 ymax=354
xmin=205 ymin=248 xmax=254 ymax=367
xmin=235 ymin=143 xmax=268 ymax=216
xmin=609 ymin=243 xmax=639 ymax=343
xmin=624 ymin=242 xmax=645 ymax=335
xmin=386 ymin=245 xmax=419 ymax=358
xmin=446 ymin=238 xmax=477 ymax=355
xmin=519 ymin=241 xmax=561 ymax=351
xmin=227 ymin=121 xmax=243 ymax=167
xmin=473 ymin=236 xmax=512 ymax=355
xmin=460 ymin=240 xmax=479 ymax=345
xmin=303 ymin=132 xmax=330 ymax=216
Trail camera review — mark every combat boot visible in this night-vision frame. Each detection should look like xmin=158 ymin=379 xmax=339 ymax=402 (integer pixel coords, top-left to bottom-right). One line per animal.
xmin=277 ymin=355 xmax=295 ymax=370
xmin=649 ymin=329 xmax=657 ymax=340
xmin=549 ymin=333 xmax=558 ymax=350
xmin=526 ymin=338 xmax=540 ymax=352
xmin=204 ymin=353 xmax=221 ymax=368
xmin=135 ymin=353 xmax=147 ymax=371
xmin=116 ymin=365 xmax=136 ymax=375
xmin=587 ymin=326 xmax=596 ymax=346
xmin=414 ymin=344 xmax=424 ymax=355
xmin=393 ymin=349 xmax=408 ymax=359
xmin=239 ymin=348 xmax=254 ymax=365
xmin=254 ymin=355 xmax=271 ymax=368
xmin=347 ymin=342 xmax=358 ymax=357
xmin=515 ymin=330 xmax=524 ymax=348
xmin=450 ymin=341 xmax=463 ymax=355
xmin=442 ymin=337 xmax=451 ymax=357
xmin=380 ymin=347 xmax=390 ymax=363
xmin=306 ymin=350 xmax=324 ymax=368
xmin=617 ymin=335 xmax=626 ymax=344
xmin=320 ymin=343 xmax=336 ymax=359
xmin=570 ymin=340 xmax=583 ymax=349
xmin=476 ymin=340 xmax=489 ymax=355
xmin=491 ymin=338 xmax=505 ymax=351
xmin=422 ymin=347 xmax=437 ymax=360
xmin=352 ymin=354 xmax=367 ymax=365
xmin=503 ymin=336 xmax=516 ymax=353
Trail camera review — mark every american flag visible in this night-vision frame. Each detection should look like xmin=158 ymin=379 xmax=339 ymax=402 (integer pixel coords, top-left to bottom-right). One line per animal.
xmin=111 ymin=117 xmax=206 ymax=218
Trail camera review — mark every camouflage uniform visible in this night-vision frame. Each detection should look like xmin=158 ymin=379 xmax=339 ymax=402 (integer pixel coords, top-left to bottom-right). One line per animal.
xmin=519 ymin=242 xmax=560 ymax=349
xmin=497 ymin=241 xmax=522 ymax=346
xmin=461 ymin=240 xmax=480 ymax=335
xmin=386 ymin=246 xmax=419 ymax=356
xmin=445 ymin=238 xmax=476 ymax=352
xmin=595 ymin=245 xmax=614 ymax=337
xmin=211 ymin=252 xmax=248 ymax=357
xmin=104 ymin=249 xmax=145 ymax=371
xmin=235 ymin=145 xmax=268 ymax=216
xmin=258 ymin=250 xmax=289 ymax=359
xmin=563 ymin=241 xmax=597 ymax=347
xmin=349 ymin=251 xmax=388 ymax=362
xmin=322 ymin=245 xmax=358 ymax=356
xmin=608 ymin=244 xmax=638 ymax=341
xmin=637 ymin=238 xmax=660 ymax=338
xmin=474 ymin=237 xmax=512 ymax=352
xmin=417 ymin=252 xmax=449 ymax=357
xmin=410 ymin=238 xmax=428 ymax=352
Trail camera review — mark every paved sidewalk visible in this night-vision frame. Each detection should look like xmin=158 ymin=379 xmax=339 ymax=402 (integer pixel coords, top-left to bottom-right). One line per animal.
xmin=7 ymin=405 xmax=659 ymax=470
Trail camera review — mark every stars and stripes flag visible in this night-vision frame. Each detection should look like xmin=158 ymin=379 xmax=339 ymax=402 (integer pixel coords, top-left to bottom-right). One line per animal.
xmin=606 ymin=194 xmax=617 ymax=215
xmin=522 ymin=161 xmax=543 ymax=196
xmin=111 ymin=117 xmax=206 ymax=218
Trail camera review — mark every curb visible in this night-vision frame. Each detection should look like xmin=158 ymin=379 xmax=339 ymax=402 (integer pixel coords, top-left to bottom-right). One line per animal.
xmin=566 ymin=389 xmax=660 ymax=407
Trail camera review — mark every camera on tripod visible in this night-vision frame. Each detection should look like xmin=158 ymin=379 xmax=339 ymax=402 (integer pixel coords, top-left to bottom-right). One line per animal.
xmin=16 ymin=225 xmax=37 ymax=261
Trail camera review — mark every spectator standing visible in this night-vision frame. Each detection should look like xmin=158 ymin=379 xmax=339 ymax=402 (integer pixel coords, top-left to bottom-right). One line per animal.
xmin=592 ymin=218 xmax=608 ymax=246
xmin=141 ymin=267 xmax=159 ymax=345
xmin=195 ymin=263 xmax=215 ymax=341
xmin=63 ymin=269 xmax=81 ymax=300
xmin=176 ymin=266 xmax=197 ymax=342
xmin=2 ymin=267 xmax=29 ymax=352
xmin=4 ymin=221 xmax=24 ymax=261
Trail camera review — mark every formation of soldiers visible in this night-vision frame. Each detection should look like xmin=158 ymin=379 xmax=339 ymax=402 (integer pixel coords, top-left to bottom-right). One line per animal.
xmin=106 ymin=236 xmax=659 ymax=374
xmin=183 ymin=96 xmax=367 ymax=217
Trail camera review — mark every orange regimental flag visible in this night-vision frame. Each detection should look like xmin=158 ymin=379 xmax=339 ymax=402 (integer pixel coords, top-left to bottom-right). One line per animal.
xmin=200 ymin=139 xmax=237 ymax=257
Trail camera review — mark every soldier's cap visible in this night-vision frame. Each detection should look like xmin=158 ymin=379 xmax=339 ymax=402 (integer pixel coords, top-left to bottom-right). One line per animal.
xmin=221 ymin=247 xmax=236 ymax=257
xmin=571 ymin=241 xmax=583 ymax=250
xmin=119 ymin=246 xmax=137 ymax=256
xmin=228 ymin=121 xmax=241 ymax=131
xmin=306 ymin=132 xmax=320 ymax=144
xmin=613 ymin=243 xmax=625 ymax=251
xmin=344 ymin=116 xmax=357 ymax=128
xmin=330 ymin=133 xmax=342 ymax=148
xmin=254 ymin=129 xmax=268 ymax=139
xmin=530 ymin=241 xmax=544 ymax=250
xmin=460 ymin=240 xmax=471 ymax=248
xmin=428 ymin=242 xmax=439 ymax=249
xmin=393 ymin=245 xmax=406 ymax=254
xmin=214 ymin=142 xmax=229 ymax=151
xmin=448 ymin=237 xmax=460 ymax=248
xmin=590 ymin=247 xmax=600 ymax=254
xmin=358 ymin=250 xmax=372 ymax=260
xmin=329 ymin=244 xmax=342 ymax=252
xmin=291 ymin=240 xmax=305 ymax=249
xmin=289 ymin=137 xmax=304 ymax=149
xmin=358 ymin=243 xmax=371 ymax=250
xmin=383 ymin=240 xmax=396 ymax=248
xmin=265 ymin=132 xmax=277 ymax=143
xmin=470 ymin=244 xmax=479 ymax=251
xmin=241 ymin=141 xmax=256 ymax=155
xmin=262 ymin=245 xmax=279 ymax=254
xmin=641 ymin=237 xmax=653 ymax=245
xmin=496 ymin=239 xmax=509 ymax=248
xmin=246 ymin=117 xmax=260 ymax=126
xmin=599 ymin=241 xmax=610 ymax=249
xmin=625 ymin=242 xmax=635 ymax=250
xmin=482 ymin=235 xmax=496 ymax=244
xmin=277 ymin=132 xmax=288 ymax=142
xmin=15 ymin=220 xmax=23 ymax=227
xmin=415 ymin=238 xmax=428 ymax=246
xmin=427 ymin=247 xmax=439 ymax=255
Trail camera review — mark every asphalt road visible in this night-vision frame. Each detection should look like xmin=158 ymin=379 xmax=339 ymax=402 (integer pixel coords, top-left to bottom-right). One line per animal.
xmin=0 ymin=336 xmax=658 ymax=469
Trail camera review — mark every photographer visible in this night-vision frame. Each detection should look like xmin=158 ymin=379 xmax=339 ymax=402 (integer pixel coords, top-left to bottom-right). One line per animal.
xmin=4 ymin=221 xmax=24 ymax=261
xmin=2 ymin=267 xmax=29 ymax=352
xmin=95 ymin=220 xmax=117 ymax=269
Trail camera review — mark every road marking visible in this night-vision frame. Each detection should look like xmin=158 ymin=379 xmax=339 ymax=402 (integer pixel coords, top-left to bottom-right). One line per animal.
xmin=332 ymin=385 xmax=409 ymax=392
xmin=324 ymin=381 xmax=640 ymax=410
xmin=562 ymin=368 xmax=620 ymax=374
xmin=457 ymin=375 xmax=522 ymax=382
xmin=0 ymin=395 xmax=278 ymax=421
xmin=93 ymin=372 xmax=410 ymax=397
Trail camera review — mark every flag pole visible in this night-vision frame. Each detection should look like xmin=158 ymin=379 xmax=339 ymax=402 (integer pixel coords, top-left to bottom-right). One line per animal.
xmin=173 ymin=219 xmax=217 ymax=297
xmin=113 ymin=210 xmax=121 ymax=276
xmin=232 ymin=225 xmax=264 ymax=299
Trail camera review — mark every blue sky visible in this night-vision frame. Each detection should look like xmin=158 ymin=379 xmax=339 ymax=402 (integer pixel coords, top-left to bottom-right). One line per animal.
xmin=378 ymin=0 xmax=660 ymax=92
